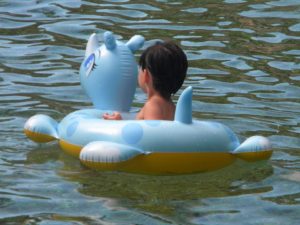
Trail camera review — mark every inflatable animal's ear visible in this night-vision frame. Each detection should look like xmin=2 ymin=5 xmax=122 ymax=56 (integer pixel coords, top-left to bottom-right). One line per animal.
xmin=85 ymin=33 xmax=99 ymax=58
xmin=126 ymin=35 xmax=145 ymax=53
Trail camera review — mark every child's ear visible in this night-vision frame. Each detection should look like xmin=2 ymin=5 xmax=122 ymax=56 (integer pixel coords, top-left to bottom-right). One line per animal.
xmin=144 ymin=69 xmax=152 ymax=83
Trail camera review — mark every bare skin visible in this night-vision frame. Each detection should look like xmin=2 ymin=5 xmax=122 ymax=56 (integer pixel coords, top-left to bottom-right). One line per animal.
xmin=103 ymin=68 xmax=175 ymax=120
xmin=135 ymin=94 xmax=175 ymax=120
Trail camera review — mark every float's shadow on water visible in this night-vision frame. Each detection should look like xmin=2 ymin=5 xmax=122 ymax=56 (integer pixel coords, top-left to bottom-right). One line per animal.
xmin=26 ymin=144 xmax=273 ymax=216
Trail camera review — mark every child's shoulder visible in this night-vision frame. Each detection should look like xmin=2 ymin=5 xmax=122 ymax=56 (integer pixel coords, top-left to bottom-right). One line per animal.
xmin=143 ymin=96 xmax=162 ymax=111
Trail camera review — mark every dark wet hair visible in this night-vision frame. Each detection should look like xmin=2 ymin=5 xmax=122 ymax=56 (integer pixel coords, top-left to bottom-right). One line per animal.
xmin=139 ymin=41 xmax=188 ymax=99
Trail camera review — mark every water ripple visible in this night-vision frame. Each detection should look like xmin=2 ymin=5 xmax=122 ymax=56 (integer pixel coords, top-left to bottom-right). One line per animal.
xmin=240 ymin=9 xmax=300 ymax=19
xmin=252 ymin=32 xmax=300 ymax=43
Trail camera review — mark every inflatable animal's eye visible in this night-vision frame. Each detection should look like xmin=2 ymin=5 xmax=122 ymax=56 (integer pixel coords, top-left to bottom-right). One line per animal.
xmin=84 ymin=53 xmax=95 ymax=77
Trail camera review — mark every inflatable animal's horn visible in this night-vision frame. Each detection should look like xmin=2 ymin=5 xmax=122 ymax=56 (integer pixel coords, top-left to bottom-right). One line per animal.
xmin=103 ymin=31 xmax=116 ymax=50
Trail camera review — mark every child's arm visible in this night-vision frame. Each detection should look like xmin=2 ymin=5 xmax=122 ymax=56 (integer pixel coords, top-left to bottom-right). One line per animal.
xmin=103 ymin=99 xmax=168 ymax=120
xmin=103 ymin=112 xmax=122 ymax=120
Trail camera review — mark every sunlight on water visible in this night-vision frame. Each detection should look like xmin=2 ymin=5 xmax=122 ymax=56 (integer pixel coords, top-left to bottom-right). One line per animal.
xmin=0 ymin=0 xmax=299 ymax=224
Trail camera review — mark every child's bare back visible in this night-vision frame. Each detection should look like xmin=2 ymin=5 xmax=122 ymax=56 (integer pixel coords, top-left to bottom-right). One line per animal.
xmin=136 ymin=95 xmax=175 ymax=120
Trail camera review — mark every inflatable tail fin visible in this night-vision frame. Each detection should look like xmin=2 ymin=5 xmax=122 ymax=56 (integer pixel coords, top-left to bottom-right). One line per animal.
xmin=24 ymin=114 xmax=58 ymax=143
xmin=232 ymin=136 xmax=272 ymax=162
xmin=80 ymin=141 xmax=145 ymax=170
xmin=175 ymin=86 xmax=193 ymax=124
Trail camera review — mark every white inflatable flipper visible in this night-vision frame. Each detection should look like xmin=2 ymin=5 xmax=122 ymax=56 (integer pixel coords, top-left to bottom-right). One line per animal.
xmin=232 ymin=136 xmax=272 ymax=162
xmin=80 ymin=141 xmax=144 ymax=163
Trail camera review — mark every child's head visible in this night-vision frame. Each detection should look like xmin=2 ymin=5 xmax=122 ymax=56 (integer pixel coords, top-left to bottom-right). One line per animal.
xmin=139 ymin=41 xmax=188 ymax=99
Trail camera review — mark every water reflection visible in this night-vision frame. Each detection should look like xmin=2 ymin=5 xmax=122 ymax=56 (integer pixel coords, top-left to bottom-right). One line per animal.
xmin=26 ymin=145 xmax=272 ymax=216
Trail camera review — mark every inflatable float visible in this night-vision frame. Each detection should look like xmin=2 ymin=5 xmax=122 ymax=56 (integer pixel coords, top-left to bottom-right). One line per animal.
xmin=24 ymin=31 xmax=272 ymax=174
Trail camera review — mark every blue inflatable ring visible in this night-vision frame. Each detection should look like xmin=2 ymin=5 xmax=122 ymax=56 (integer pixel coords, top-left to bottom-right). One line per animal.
xmin=24 ymin=31 xmax=272 ymax=174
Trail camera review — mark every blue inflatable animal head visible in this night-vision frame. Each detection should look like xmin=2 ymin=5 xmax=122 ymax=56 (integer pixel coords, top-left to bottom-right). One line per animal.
xmin=80 ymin=31 xmax=144 ymax=111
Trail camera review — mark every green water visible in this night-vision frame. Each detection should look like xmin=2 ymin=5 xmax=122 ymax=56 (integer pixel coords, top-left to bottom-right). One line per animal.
xmin=0 ymin=0 xmax=299 ymax=224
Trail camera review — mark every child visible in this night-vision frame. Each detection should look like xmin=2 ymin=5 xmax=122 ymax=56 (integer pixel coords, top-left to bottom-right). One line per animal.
xmin=103 ymin=41 xmax=188 ymax=120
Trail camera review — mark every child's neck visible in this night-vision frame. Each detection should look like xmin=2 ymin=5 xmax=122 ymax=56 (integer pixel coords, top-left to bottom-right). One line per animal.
xmin=146 ymin=88 xmax=157 ymax=99
xmin=147 ymin=89 xmax=172 ymax=103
